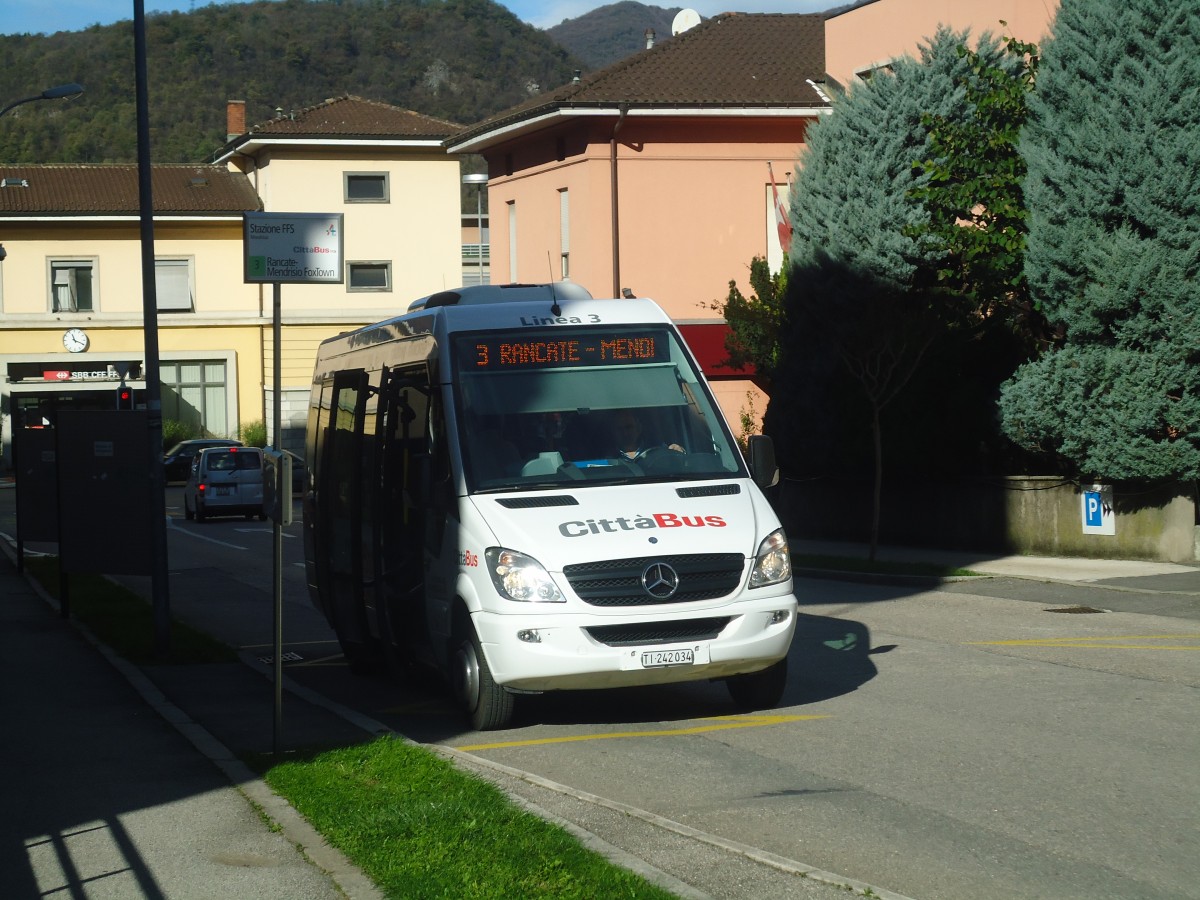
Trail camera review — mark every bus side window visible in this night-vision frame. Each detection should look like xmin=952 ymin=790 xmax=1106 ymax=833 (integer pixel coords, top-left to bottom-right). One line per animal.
xmin=321 ymin=369 xmax=371 ymax=651
xmin=425 ymin=391 xmax=454 ymax=556
xmin=378 ymin=366 xmax=432 ymax=644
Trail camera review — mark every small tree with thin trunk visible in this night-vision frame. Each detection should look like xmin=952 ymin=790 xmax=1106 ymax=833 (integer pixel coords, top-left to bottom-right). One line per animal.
xmin=784 ymin=28 xmax=1029 ymax=559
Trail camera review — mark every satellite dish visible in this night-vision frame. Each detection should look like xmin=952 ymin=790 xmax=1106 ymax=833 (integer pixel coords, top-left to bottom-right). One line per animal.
xmin=672 ymin=8 xmax=701 ymax=35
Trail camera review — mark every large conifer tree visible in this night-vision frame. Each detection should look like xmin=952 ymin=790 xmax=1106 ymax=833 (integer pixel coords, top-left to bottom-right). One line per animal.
xmin=999 ymin=0 xmax=1200 ymax=481
xmin=779 ymin=28 xmax=1022 ymax=554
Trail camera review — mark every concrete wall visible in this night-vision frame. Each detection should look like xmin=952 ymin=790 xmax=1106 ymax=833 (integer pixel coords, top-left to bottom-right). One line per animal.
xmin=778 ymin=476 xmax=1199 ymax=563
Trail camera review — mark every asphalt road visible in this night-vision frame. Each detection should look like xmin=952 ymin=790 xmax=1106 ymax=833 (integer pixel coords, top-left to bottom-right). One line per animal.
xmin=2 ymin=485 xmax=1197 ymax=899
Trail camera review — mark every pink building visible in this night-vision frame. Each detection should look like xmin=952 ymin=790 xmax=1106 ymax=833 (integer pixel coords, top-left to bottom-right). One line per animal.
xmin=447 ymin=2 xmax=1059 ymax=427
xmin=448 ymin=14 xmax=828 ymax=424
xmin=827 ymin=0 xmax=1057 ymax=86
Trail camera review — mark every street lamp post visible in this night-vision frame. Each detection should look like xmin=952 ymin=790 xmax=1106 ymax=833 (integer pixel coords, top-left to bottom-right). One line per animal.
xmin=462 ymin=173 xmax=488 ymax=285
xmin=0 ymin=83 xmax=84 ymax=118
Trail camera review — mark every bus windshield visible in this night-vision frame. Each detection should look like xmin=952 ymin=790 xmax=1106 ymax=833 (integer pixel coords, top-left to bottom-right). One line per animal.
xmin=453 ymin=326 xmax=747 ymax=491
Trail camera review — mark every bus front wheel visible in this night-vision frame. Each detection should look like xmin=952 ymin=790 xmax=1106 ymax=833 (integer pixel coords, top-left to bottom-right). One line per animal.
xmin=453 ymin=621 xmax=514 ymax=731
xmin=726 ymin=657 xmax=788 ymax=710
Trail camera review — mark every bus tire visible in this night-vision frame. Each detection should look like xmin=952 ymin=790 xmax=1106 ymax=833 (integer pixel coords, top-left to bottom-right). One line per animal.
xmin=726 ymin=657 xmax=788 ymax=710
xmin=339 ymin=635 xmax=374 ymax=676
xmin=453 ymin=620 xmax=514 ymax=731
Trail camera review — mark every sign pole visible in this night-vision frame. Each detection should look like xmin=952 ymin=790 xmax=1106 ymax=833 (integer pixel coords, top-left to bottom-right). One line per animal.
xmin=242 ymin=211 xmax=342 ymax=755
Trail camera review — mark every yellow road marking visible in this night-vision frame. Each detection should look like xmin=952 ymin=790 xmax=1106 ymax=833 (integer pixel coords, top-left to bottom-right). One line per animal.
xmin=968 ymin=634 xmax=1200 ymax=650
xmin=457 ymin=713 xmax=829 ymax=752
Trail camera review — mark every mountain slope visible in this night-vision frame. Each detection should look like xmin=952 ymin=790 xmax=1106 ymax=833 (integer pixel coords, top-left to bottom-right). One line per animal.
xmin=0 ymin=0 xmax=582 ymax=164
xmin=547 ymin=2 xmax=685 ymax=69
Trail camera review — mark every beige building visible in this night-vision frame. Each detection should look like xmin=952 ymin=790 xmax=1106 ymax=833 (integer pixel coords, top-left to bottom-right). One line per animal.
xmin=0 ymin=96 xmax=462 ymax=469
xmin=0 ymin=164 xmax=263 ymax=466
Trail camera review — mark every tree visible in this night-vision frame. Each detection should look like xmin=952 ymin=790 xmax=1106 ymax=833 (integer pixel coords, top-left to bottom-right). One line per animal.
xmin=781 ymin=28 xmax=1023 ymax=558
xmin=715 ymin=255 xmax=788 ymax=391
xmin=998 ymin=0 xmax=1200 ymax=482
xmin=906 ymin=29 xmax=1039 ymax=327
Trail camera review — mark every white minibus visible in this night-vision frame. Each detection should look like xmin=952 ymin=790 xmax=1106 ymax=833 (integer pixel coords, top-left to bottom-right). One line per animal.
xmin=304 ymin=283 xmax=795 ymax=729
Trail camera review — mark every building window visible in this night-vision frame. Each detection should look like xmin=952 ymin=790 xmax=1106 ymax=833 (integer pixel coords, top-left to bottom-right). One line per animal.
xmin=508 ymin=201 xmax=518 ymax=282
xmin=559 ymin=189 xmax=570 ymax=280
xmin=161 ymin=360 xmax=228 ymax=437
xmin=347 ymin=261 xmax=391 ymax=292
xmin=461 ymin=215 xmax=490 ymax=287
xmin=765 ymin=181 xmax=792 ymax=276
xmin=50 ymin=259 xmax=96 ymax=312
xmin=855 ymin=60 xmax=896 ymax=82
xmin=155 ymin=258 xmax=194 ymax=312
xmin=344 ymin=172 xmax=389 ymax=203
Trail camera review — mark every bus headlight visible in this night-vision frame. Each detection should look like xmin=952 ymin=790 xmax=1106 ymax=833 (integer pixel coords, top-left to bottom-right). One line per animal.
xmin=749 ymin=529 xmax=791 ymax=588
xmin=486 ymin=548 xmax=565 ymax=603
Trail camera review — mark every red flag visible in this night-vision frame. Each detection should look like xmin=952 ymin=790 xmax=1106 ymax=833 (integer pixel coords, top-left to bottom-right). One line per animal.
xmin=767 ymin=161 xmax=792 ymax=255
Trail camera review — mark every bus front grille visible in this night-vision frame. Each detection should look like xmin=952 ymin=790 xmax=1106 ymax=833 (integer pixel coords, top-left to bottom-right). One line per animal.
xmin=585 ymin=617 xmax=733 ymax=647
xmin=563 ymin=553 xmax=744 ymax=606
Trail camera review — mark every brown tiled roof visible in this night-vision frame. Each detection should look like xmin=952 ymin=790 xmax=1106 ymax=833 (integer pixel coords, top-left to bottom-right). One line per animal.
xmin=247 ymin=95 xmax=459 ymax=139
xmin=0 ymin=165 xmax=262 ymax=216
xmin=451 ymin=13 xmax=828 ymax=148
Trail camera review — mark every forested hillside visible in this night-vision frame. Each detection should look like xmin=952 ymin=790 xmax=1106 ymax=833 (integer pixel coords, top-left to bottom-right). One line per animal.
xmin=0 ymin=0 xmax=583 ymax=164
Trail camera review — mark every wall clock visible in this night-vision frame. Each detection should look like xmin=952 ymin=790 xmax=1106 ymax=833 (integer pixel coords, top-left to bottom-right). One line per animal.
xmin=63 ymin=328 xmax=89 ymax=352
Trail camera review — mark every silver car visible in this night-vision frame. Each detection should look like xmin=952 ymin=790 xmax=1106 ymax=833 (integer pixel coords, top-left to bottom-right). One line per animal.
xmin=183 ymin=446 xmax=266 ymax=522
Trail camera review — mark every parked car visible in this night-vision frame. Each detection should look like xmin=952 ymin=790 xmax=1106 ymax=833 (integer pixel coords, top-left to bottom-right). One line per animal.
xmin=183 ymin=446 xmax=266 ymax=522
xmin=163 ymin=438 xmax=243 ymax=482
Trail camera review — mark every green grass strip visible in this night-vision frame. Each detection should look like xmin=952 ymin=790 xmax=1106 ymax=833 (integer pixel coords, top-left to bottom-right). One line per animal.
xmin=22 ymin=556 xmax=235 ymax=665
xmin=264 ymin=735 xmax=677 ymax=899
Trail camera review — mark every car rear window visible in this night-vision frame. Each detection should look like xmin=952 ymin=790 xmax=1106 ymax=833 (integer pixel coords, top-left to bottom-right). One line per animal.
xmin=206 ymin=450 xmax=262 ymax=471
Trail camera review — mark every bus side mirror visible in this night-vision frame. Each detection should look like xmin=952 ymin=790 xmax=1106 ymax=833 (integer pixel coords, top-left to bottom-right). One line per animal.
xmin=747 ymin=434 xmax=780 ymax=490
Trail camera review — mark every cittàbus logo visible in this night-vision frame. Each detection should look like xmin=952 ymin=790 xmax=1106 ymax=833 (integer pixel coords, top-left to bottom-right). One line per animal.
xmin=558 ymin=512 xmax=726 ymax=538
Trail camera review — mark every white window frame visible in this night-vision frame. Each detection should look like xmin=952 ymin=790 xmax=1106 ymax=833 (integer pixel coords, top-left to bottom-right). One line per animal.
xmin=559 ymin=188 xmax=570 ymax=280
xmin=343 ymin=171 xmax=390 ymax=203
xmin=508 ymin=200 xmax=518 ymax=282
xmin=155 ymin=257 xmax=195 ymax=312
xmin=765 ymin=182 xmax=792 ymax=276
xmin=49 ymin=257 xmax=98 ymax=313
xmin=347 ymin=260 xmax=392 ymax=292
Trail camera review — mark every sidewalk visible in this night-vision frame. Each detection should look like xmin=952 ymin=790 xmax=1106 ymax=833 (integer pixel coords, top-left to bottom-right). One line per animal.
xmin=793 ymin=538 xmax=1200 ymax=583
xmin=0 ymin=544 xmax=381 ymax=900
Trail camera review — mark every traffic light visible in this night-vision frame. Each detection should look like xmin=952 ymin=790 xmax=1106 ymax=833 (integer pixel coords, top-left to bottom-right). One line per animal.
xmin=116 ymin=385 xmax=134 ymax=410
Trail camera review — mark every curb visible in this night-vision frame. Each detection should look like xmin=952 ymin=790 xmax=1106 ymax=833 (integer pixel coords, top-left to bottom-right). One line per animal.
xmin=793 ymin=565 xmax=990 ymax=588
xmin=0 ymin=538 xmax=384 ymax=900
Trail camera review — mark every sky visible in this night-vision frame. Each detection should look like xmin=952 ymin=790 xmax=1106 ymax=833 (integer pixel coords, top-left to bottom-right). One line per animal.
xmin=2 ymin=0 xmax=832 ymax=38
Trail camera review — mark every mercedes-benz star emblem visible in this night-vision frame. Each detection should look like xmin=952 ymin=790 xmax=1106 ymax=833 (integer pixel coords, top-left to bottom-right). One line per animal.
xmin=641 ymin=562 xmax=680 ymax=600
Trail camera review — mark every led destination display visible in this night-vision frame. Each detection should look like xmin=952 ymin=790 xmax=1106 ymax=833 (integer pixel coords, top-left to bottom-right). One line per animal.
xmin=462 ymin=330 xmax=670 ymax=371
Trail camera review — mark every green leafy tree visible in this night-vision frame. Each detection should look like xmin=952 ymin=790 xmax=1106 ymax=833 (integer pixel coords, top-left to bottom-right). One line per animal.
xmin=781 ymin=28 xmax=1023 ymax=558
xmin=715 ymin=255 xmax=788 ymax=391
xmin=998 ymin=0 xmax=1200 ymax=481
xmin=906 ymin=29 xmax=1039 ymax=326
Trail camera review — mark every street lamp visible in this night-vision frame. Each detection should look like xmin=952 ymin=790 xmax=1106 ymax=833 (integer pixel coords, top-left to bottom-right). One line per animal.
xmin=462 ymin=172 xmax=488 ymax=285
xmin=0 ymin=83 xmax=84 ymax=118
